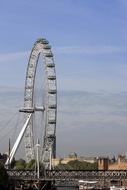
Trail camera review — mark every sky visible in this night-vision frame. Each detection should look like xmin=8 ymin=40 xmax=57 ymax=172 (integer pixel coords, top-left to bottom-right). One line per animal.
xmin=0 ymin=0 xmax=127 ymax=158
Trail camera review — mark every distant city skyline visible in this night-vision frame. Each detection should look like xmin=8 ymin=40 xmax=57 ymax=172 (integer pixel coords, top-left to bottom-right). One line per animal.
xmin=0 ymin=0 xmax=127 ymax=158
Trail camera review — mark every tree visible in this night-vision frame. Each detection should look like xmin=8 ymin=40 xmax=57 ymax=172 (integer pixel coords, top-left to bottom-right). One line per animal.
xmin=0 ymin=164 xmax=9 ymax=189
xmin=26 ymin=159 xmax=35 ymax=170
xmin=55 ymin=160 xmax=98 ymax=170
xmin=14 ymin=159 xmax=26 ymax=170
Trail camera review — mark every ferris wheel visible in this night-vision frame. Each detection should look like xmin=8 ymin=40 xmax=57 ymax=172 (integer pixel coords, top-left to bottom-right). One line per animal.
xmin=5 ymin=38 xmax=57 ymax=169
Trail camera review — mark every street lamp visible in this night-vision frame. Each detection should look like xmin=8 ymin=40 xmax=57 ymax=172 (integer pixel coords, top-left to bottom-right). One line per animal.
xmin=49 ymin=147 xmax=52 ymax=170
xmin=35 ymin=139 xmax=40 ymax=179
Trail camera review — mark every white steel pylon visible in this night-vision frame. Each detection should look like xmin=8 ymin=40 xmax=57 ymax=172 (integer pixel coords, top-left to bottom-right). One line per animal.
xmin=5 ymin=114 xmax=32 ymax=165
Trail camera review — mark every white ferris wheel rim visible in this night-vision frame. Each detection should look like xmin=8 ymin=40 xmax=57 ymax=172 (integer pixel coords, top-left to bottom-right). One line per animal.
xmin=24 ymin=38 xmax=57 ymax=167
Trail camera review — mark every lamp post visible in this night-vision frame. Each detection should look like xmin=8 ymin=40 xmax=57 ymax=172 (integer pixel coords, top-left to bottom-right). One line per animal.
xmin=49 ymin=147 xmax=52 ymax=170
xmin=36 ymin=139 xmax=40 ymax=179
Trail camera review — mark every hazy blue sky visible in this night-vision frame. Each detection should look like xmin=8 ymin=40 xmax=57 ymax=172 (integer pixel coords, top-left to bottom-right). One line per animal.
xmin=0 ymin=0 xmax=127 ymax=158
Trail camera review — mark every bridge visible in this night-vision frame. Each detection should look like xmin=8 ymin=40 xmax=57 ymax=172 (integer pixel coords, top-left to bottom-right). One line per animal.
xmin=7 ymin=169 xmax=127 ymax=181
xmin=7 ymin=169 xmax=127 ymax=189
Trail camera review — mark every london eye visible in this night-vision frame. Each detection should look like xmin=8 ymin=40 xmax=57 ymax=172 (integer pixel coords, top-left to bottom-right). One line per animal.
xmin=6 ymin=38 xmax=57 ymax=169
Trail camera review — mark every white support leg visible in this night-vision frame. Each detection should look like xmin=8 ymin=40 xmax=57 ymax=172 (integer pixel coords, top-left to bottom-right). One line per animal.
xmin=5 ymin=114 xmax=32 ymax=166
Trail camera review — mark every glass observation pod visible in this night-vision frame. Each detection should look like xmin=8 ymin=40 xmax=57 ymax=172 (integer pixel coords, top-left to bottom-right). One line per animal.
xmin=46 ymin=134 xmax=56 ymax=139
xmin=42 ymin=39 xmax=49 ymax=44
xmin=45 ymin=53 xmax=53 ymax=57
xmin=48 ymin=89 xmax=56 ymax=94
xmin=25 ymin=85 xmax=33 ymax=89
xmin=48 ymin=119 xmax=56 ymax=124
xmin=48 ymin=76 xmax=56 ymax=80
xmin=48 ymin=104 xmax=57 ymax=109
xmin=27 ymin=75 xmax=34 ymax=78
xmin=36 ymin=38 xmax=49 ymax=45
xmin=43 ymin=45 xmax=51 ymax=50
xmin=31 ymin=54 xmax=37 ymax=59
xmin=29 ymin=63 xmax=34 ymax=68
xmin=42 ymin=40 xmax=49 ymax=44
xmin=46 ymin=63 xmax=55 ymax=67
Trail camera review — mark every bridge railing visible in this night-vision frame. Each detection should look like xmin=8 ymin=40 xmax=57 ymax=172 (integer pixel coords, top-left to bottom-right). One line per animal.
xmin=7 ymin=170 xmax=37 ymax=180
xmin=44 ymin=170 xmax=127 ymax=181
xmin=7 ymin=169 xmax=127 ymax=181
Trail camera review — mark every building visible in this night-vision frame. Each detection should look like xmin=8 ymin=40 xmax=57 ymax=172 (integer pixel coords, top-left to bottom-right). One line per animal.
xmin=98 ymin=155 xmax=127 ymax=170
xmin=52 ymin=157 xmax=77 ymax=166
xmin=109 ymin=155 xmax=127 ymax=170
xmin=98 ymin=157 xmax=109 ymax=170
xmin=79 ymin=156 xmax=97 ymax=163
xmin=52 ymin=158 xmax=60 ymax=167
xmin=60 ymin=157 xmax=77 ymax=164
xmin=52 ymin=153 xmax=96 ymax=167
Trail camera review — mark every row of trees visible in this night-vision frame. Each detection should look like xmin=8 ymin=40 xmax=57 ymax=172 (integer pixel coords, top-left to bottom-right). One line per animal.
xmin=55 ymin=160 xmax=98 ymax=170
xmin=11 ymin=159 xmax=98 ymax=170
xmin=11 ymin=159 xmax=36 ymax=170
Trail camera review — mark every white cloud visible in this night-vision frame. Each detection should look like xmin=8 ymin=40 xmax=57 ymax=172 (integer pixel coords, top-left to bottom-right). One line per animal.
xmin=0 ymin=51 xmax=30 ymax=63
xmin=0 ymin=86 xmax=127 ymax=157
xmin=0 ymin=45 xmax=126 ymax=63
xmin=54 ymin=45 xmax=127 ymax=55
xmin=57 ymin=90 xmax=127 ymax=156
